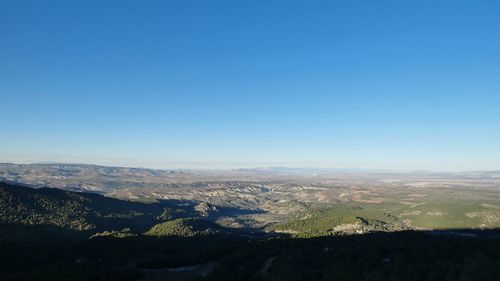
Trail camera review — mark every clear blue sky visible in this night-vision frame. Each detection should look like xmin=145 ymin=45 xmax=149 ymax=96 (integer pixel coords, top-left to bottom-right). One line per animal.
xmin=1 ymin=0 xmax=499 ymax=171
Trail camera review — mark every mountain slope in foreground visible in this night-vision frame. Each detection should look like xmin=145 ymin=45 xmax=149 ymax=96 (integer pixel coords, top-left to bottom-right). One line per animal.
xmin=1 ymin=182 xmax=500 ymax=281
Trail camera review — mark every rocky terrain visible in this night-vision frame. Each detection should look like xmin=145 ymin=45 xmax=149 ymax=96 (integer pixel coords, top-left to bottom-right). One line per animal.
xmin=1 ymin=163 xmax=500 ymax=233
xmin=1 ymin=165 xmax=500 ymax=281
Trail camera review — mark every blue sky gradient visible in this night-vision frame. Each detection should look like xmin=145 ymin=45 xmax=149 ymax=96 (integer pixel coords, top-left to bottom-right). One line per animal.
xmin=1 ymin=0 xmax=499 ymax=170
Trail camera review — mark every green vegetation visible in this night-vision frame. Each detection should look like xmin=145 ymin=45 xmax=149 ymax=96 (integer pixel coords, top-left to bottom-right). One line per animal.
xmin=90 ymin=228 xmax=137 ymax=239
xmin=145 ymin=218 xmax=222 ymax=237
xmin=2 ymin=182 xmax=500 ymax=280
xmin=0 ymin=182 xmax=230 ymax=242
xmin=1 ymin=231 xmax=499 ymax=281
xmin=0 ymin=182 xmax=161 ymax=232
xmin=157 ymin=206 xmax=191 ymax=221
xmin=270 ymin=198 xmax=500 ymax=237
xmin=397 ymin=199 xmax=500 ymax=229
xmin=204 ymin=232 xmax=500 ymax=281
xmin=268 ymin=203 xmax=409 ymax=237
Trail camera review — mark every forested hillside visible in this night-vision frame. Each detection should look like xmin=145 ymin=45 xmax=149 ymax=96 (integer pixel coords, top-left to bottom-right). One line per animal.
xmin=0 ymin=182 xmax=163 ymax=231
xmin=1 ymin=182 xmax=500 ymax=281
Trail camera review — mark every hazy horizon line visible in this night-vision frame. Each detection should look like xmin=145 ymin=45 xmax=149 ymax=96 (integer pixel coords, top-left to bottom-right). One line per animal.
xmin=1 ymin=160 xmax=499 ymax=174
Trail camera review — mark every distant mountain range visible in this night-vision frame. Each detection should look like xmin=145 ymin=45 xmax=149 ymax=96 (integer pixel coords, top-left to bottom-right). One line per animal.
xmin=0 ymin=163 xmax=191 ymax=193
xmin=1 ymin=162 xmax=500 ymax=194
